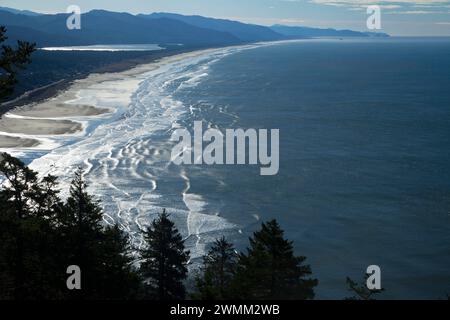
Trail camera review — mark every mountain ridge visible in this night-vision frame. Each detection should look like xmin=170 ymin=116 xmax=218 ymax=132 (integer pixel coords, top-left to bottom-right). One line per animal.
xmin=0 ymin=10 xmax=241 ymax=47
xmin=0 ymin=6 xmax=42 ymax=16
xmin=140 ymin=12 xmax=285 ymax=42
xmin=271 ymin=24 xmax=389 ymax=38
xmin=0 ymin=7 xmax=390 ymax=48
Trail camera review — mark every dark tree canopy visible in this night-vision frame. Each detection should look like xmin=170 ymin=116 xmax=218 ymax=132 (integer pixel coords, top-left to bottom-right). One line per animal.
xmin=0 ymin=153 xmax=142 ymax=300
xmin=232 ymin=219 xmax=318 ymax=300
xmin=140 ymin=209 xmax=190 ymax=300
xmin=0 ymin=26 xmax=36 ymax=101
xmin=0 ymin=153 xmax=323 ymax=301
xmin=194 ymin=236 xmax=238 ymax=300
xmin=0 ymin=153 xmax=64 ymax=299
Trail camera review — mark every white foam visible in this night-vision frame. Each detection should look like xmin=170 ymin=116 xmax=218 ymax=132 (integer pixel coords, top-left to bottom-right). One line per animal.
xmin=5 ymin=41 xmax=295 ymax=258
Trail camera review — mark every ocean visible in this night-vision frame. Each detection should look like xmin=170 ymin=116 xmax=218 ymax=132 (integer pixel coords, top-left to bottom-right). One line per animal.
xmin=16 ymin=38 xmax=450 ymax=299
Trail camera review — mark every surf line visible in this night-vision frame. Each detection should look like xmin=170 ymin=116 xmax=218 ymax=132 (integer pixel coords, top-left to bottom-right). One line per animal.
xmin=170 ymin=121 xmax=279 ymax=176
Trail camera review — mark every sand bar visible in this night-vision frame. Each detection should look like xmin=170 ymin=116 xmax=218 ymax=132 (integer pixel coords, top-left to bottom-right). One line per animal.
xmin=12 ymin=103 xmax=110 ymax=118
xmin=0 ymin=118 xmax=82 ymax=135
xmin=0 ymin=135 xmax=40 ymax=148
xmin=0 ymin=43 xmax=267 ymax=150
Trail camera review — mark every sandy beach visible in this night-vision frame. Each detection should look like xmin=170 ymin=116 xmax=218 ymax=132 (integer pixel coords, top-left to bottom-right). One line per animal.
xmin=12 ymin=103 xmax=110 ymax=118
xmin=0 ymin=135 xmax=39 ymax=148
xmin=0 ymin=118 xmax=82 ymax=135
xmin=0 ymin=46 xmax=227 ymax=151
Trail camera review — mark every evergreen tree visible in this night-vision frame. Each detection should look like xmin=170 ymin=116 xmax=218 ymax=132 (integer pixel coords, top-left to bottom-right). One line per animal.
xmin=0 ymin=152 xmax=63 ymax=299
xmin=140 ymin=210 xmax=190 ymax=300
xmin=0 ymin=26 xmax=36 ymax=100
xmin=95 ymin=225 xmax=143 ymax=299
xmin=194 ymin=237 xmax=237 ymax=300
xmin=0 ymin=28 xmax=38 ymax=298
xmin=232 ymin=219 xmax=318 ymax=300
xmin=63 ymin=168 xmax=103 ymax=234
xmin=60 ymin=168 xmax=142 ymax=299
xmin=59 ymin=168 xmax=103 ymax=298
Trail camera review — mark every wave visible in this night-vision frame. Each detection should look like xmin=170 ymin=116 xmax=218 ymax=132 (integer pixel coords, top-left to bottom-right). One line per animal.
xmin=2 ymin=42 xmax=290 ymax=261
xmin=16 ymin=46 xmax=252 ymax=260
xmin=1 ymin=44 xmax=294 ymax=261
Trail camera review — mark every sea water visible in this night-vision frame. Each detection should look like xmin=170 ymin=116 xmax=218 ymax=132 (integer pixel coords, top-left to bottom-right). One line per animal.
xmin=13 ymin=38 xmax=450 ymax=299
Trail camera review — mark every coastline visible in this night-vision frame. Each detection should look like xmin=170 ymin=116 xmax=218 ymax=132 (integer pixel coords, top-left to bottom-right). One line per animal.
xmin=0 ymin=46 xmax=232 ymax=150
xmin=0 ymin=46 xmax=201 ymax=115
xmin=0 ymin=41 xmax=293 ymax=151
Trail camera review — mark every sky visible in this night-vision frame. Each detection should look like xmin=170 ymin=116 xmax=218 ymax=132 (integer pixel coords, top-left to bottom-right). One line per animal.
xmin=1 ymin=0 xmax=450 ymax=36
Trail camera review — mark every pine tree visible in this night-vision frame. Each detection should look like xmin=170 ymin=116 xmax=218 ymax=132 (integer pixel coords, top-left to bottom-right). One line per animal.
xmin=0 ymin=155 xmax=142 ymax=299
xmin=63 ymin=168 xmax=103 ymax=233
xmin=194 ymin=237 xmax=237 ymax=300
xmin=0 ymin=152 xmax=39 ymax=219
xmin=232 ymin=219 xmax=318 ymax=300
xmin=95 ymin=225 xmax=143 ymax=299
xmin=0 ymin=153 xmax=63 ymax=299
xmin=0 ymin=26 xmax=36 ymax=100
xmin=59 ymin=168 xmax=105 ymax=298
xmin=139 ymin=209 xmax=190 ymax=300
xmin=59 ymin=168 xmax=145 ymax=299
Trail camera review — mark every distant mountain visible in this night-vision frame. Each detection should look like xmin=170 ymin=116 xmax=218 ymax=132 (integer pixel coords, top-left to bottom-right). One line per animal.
xmin=0 ymin=6 xmax=41 ymax=16
xmin=0 ymin=7 xmax=389 ymax=49
xmin=1 ymin=25 xmax=74 ymax=47
xmin=271 ymin=25 xmax=389 ymax=38
xmin=141 ymin=12 xmax=285 ymax=42
xmin=0 ymin=9 xmax=241 ymax=47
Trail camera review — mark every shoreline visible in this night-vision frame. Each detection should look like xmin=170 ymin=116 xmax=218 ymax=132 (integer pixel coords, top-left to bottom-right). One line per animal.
xmin=0 ymin=40 xmax=298 ymax=151
xmin=0 ymin=46 xmax=208 ymax=116
xmin=0 ymin=45 xmax=238 ymax=150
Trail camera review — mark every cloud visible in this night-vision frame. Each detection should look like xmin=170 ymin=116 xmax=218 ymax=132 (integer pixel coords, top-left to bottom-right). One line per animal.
xmin=306 ymin=0 xmax=450 ymax=14
xmin=309 ymin=0 xmax=450 ymax=4
xmin=386 ymin=9 xmax=450 ymax=13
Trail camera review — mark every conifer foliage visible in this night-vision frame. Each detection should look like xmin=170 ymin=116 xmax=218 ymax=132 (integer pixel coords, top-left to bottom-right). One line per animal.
xmin=194 ymin=237 xmax=237 ymax=300
xmin=140 ymin=210 xmax=190 ymax=300
xmin=0 ymin=153 xmax=319 ymax=300
xmin=0 ymin=26 xmax=36 ymax=100
xmin=232 ymin=220 xmax=318 ymax=300
xmin=0 ymin=153 xmax=141 ymax=299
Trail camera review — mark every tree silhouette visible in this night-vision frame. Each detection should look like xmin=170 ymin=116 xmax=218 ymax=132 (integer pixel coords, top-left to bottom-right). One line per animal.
xmin=60 ymin=168 xmax=143 ymax=299
xmin=0 ymin=152 xmax=62 ymax=299
xmin=140 ymin=209 xmax=190 ymax=300
xmin=0 ymin=153 xmax=328 ymax=300
xmin=0 ymin=26 xmax=36 ymax=100
xmin=0 ymin=155 xmax=142 ymax=299
xmin=194 ymin=237 xmax=237 ymax=300
xmin=232 ymin=219 xmax=318 ymax=300
xmin=95 ymin=224 xmax=143 ymax=299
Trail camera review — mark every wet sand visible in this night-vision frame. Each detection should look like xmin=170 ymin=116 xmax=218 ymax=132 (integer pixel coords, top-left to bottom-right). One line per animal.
xmin=0 ymin=45 xmax=253 ymax=150
xmin=0 ymin=118 xmax=82 ymax=135
xmin=12 ymin=103 xmax=110 ymax=118
xmin=0 ymin=135 xmax=40 ymax=148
